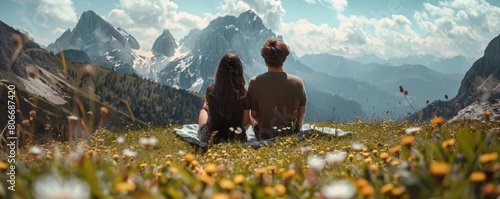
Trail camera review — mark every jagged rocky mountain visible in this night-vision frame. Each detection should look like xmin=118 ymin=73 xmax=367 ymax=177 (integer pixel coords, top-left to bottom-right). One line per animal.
xmin=47 ymin=11 xmax=139 ymax=74
xmin=46 ymin=11 xmax=174 ymax=79
xmin=152 ymin=30 xmax=177 ymax=57
xmin=179 ymin=28 xmax=201 ymax=51
xmin=300 ymin=53 xmax=462 ymax=105
xmin=418 ymin=34 xmax=500 ymax=120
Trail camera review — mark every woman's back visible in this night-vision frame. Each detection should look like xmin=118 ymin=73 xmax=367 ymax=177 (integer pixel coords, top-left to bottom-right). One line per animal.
xmin=197 ymin=52 xmax=249 ymax=144
xmin=205 ymin=88 xmax=249 ymax=143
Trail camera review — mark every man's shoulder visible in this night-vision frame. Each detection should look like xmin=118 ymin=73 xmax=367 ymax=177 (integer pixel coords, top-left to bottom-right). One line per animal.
xmin=249 ymin=73 xmax=270 ymax=82
xmin=286 ymin=73 xmax=304 ymax=84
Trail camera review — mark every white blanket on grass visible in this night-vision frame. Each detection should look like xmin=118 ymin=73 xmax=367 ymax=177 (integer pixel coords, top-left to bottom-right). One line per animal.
xmin=173 ymin=124 xmax=352 ymax=148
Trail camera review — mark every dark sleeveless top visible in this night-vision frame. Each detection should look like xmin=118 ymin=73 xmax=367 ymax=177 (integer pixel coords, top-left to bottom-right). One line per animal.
xmin=205 ymin=87 xmax=250 ymax=143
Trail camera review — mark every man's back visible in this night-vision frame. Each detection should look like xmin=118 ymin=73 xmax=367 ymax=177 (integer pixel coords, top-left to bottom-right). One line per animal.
xmin=248 ymin=71 xmax=307 ymax=139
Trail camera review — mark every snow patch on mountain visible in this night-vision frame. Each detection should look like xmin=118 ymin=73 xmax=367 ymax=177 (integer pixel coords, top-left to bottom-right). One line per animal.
xmin=170 ymin=45 xmax=189 ymax=61
xmin=188 ymin=77 xmax=204 ymax=92
xmin=132 ymin=49 xmax=170 ymax=80
xmin=225 ymin=24 xmax=239 ymax=31
xmin=174 ymin=55 xmax=194 ymax=73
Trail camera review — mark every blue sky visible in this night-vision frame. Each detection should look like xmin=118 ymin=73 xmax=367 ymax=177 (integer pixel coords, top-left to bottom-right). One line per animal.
xmin=1 ymin=0 xmax=500 ymax=59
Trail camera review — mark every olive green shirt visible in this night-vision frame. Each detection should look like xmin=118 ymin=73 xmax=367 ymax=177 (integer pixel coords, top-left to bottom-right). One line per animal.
xmin=248 ymin=72 xmax=307 ymax=139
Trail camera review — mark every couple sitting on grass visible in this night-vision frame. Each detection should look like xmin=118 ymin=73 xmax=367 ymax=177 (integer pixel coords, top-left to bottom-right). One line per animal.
xmin=198 ymin=38 xmax=307 ymax=144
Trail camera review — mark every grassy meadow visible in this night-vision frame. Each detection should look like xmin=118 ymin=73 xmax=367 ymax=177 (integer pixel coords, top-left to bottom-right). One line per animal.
xmin=1 ymin=119 xmax=499 ymax=199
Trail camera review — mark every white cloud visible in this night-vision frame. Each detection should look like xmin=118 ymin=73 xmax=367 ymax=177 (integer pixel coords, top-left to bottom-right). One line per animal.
xmin=303 ymin=0 xmax=317 ymax=4
xmin=281 ymin=0 xmax=500 ymax=60
xmin=412 ymin=0 xmax=500 ymax=58
xmin=105 ymin=0 xmax=212 ymax=50
xmin=95 ymin=0 xmax=500 ymax=59
xmin=18 ymin=0 xmax=78 ymax=22
xmin=12 ymin=25 xmax=51 ymax=45
xmin=107 ymin=9 xmax=134 ymax=26
xmin=52 ymin=27 xmax=66 ymax=35
xmin=423 ymin=3 xmax=455 ymax=17
xmin=329 ymin=0 xmax=348 ymax=12
xmin=301 ymin=0 xmax=348 ymax=12
xmin=217 ymin=0 xmax=286 ymax=31
xmin=279 ymin=14 xmax=421 ymax=58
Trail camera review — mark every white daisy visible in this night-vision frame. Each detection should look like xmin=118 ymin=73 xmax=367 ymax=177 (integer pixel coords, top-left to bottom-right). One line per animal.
xmin=138 ymin=137 xmax=158 ymax=147
xmin=116 ymin=136 xmax=125 ymax=144
xmin=325 ymin=152 xmax=346 ymax=165
xmin=123 ymin=148 xmax=137 ymax=158
xmin=405 ymin=127 xmax=421 ymax=134
xmin=148 ymin=137 xmax=158 ymax=146
xmin=350 ymin=142 xmax=365 ymax=151
xmin=33 ymin=174 xmax=90 ymax=199
xmin=29 ymin=146 xmax=43 ymax=155
xmin=307 ymin=156 xmax=325 ymax=171
xmin=300 ymin=146 xmax=312 ymax=152
xmin=321 ymin=180 xmax=355 ymax=199
xmin=139 ymin=137 xmax=148 ymax=146
xmin=67 ymin=115 xmax=80 ymax=121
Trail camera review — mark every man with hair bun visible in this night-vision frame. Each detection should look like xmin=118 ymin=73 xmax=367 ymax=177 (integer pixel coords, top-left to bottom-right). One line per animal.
xmin=248 ymin=38 xmax=307 ymax=140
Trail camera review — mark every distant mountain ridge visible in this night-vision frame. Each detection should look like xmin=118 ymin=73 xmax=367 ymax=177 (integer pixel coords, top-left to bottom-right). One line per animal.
xmin=300 ymin=53 xmax=462 ymax=105
xmin=353 ymin=54 xmax=472 ymax=75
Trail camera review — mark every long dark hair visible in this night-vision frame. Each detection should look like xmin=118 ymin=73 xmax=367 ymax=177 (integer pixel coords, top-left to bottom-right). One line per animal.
xmin=208 ymin=52 xmax=247 ymax=119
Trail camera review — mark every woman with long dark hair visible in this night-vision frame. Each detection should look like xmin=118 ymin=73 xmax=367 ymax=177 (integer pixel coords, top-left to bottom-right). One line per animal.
xmin=198 ymin=52 xmax=250 ymax=143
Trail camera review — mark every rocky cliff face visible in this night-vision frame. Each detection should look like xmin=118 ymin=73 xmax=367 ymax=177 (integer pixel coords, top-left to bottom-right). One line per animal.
xmin=152 ymin=30 xmax=177 ymax=57
xmin=46 ymin=10 xmax=139 ymax=74
xmin=449 ymin=99 xmax=500 ymax=122
xmin=179 ymin=28 xmax=201 ymax=51
xmin=418 ymin=34 xmax=500 ymax=120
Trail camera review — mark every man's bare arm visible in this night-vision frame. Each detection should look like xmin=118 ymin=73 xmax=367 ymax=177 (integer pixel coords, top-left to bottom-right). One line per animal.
xmin=250 ymin=110 xmax=258 ymax=127
xmin=242 ymin=110 xmax=250 ymax=129
xmin=297 ymin=106 xmax=306 ymax=127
